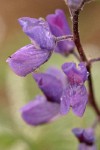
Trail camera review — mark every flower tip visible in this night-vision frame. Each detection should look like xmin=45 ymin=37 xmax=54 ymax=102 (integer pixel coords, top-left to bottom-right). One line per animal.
xmin=6 ymin=55 xmax=27 ymax=77
xmin=18 ymin=17 xmax=38 ymax=28
xmin=72 ymin=128 xmax=84 ymax=137
xmin=18 ymin=18 xmax=26 ymax=27
xmin=73 ymin=108 xmax=86 ymax=118
xmin=6 ymin=57 xmax=10 ymax=63
xmin=18 ymin=18 xmax=22 ymax=22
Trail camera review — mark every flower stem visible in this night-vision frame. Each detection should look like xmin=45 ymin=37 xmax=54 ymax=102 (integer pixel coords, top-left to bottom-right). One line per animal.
xmin=72 ymin=10 xmax=100 ymax=116
xmin=89 ymin=57 xmax=100 ymax=63
xmin=73 ymin=10 xmax=87 ymax=62
xmin=55 ymin=35 xmax=73 ymax=42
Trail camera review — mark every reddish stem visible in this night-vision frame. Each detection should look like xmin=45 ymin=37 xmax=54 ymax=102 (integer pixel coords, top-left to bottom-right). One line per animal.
xmin=73 ymin=10 xmax=87 ymax=62
xmin=89 ymin=57 xmax=100 ymax=63
xmin=72 ymin=10 xmax=100 ymax=116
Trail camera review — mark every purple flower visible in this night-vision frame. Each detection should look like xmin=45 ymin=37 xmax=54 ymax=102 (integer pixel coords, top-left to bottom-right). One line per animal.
xmin=72 ymin=128 xmax=97 ymax=150
xmin=60 ymin=84 xmax=88 ymax=117
xmin=18 ymin=17 xmax=55 ymax=50
xmin=62 ymin=62 xmax=88 ymax=84
xmin=6 ymin=44 xmax=52 ymax=76
xmin=60 ymin=62 xmax=88 ymax=117
xmin=21 ymin=68 xmax=66 ymax=126
xmin=46 ymin=9 xmax=74 ymax=55
xmin=6 ymin=17 xmax=55 ymax=77
xmin=21 ymin=95 xmax=60 ymax=126
xmin=33 ymin=72 xmax=63 ymax=103
xmin=6 ymin=11 xmax=75 ymax=77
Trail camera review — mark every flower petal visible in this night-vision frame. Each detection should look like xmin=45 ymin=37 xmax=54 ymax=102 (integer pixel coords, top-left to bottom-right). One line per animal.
xmin=62 ymin=62 xmax=89 ymax=84
xmin=71 ymin=85 xmax=88 ymax=117
xmin=18 ymin=17 xmax=55 ymax=51
xmin=60 ymin=88 xmax=70 ymax=115
xmin=55 ymin=40 xmax=74 ymax=55
xmin=46 ymin=9 xmax=71 ymax=36
xmin=46 ymin=67 xmax=67 ymax=88
xmin=83 ymin=128 xmax=95 ymax=145
xmin=33 ymin=72 xmax=63 ymax=103
xmin=72 ymin=128 xmax=96 ymax=149
xmin=60 ymin=84 xmax=88 ymax=117
xmin=78 ymin=143 xmax=96 ymax=150
xmin=18 ymin=17 xmax=38 ymax=29
xmin=46 ymin=9 xmax=74 ymax=55
xmin=72 ymin=128 xmax=84 ymax=139
xmin=6 ymin=44 xmax=51 ymax=76
xmin=21 ymin=95 xmax=60 ymax=126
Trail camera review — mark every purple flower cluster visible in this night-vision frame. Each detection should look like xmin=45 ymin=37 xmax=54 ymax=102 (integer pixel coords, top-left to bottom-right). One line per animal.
xmin=46 ymin=9 xmax=74 ymax=55
xmin=21 ymin=63 xmax=88 ymax=126
xmin=21 ymin=68 xmax=64 ymax=125
xmin=6 ymin=9 xmax=74 ymax=77
xmin=6 ymin=18 xmax=54 ymax=77
xmin=6 ymin=9 xmax=89 ymax=126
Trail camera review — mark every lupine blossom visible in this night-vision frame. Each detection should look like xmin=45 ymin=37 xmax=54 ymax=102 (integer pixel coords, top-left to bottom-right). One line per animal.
xmin=21 ymin=68 xmax=66 ymax=126
xmin=72 ymin=128 xmax=96 ymax=150
xmin=46 ymin=9 xmax=74 ymax=55
xmin=6 ymin=10 xmax=74 ymax=76
xmin=21 ymin=62 xmax=88 ymax=126
xmin=60 ymin=62 xmax=89 ymax=117
xmin=6 ymin=18 xmax=55 ymax=76
xmin=6 ymin=9 xmax=88 ymax=124
xmin=6 ymin=44 xmax=52 ymax=76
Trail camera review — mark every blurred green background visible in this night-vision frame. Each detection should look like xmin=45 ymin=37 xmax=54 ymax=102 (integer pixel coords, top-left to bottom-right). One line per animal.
xmin=0 ymin=0 xmax=100 ymax=150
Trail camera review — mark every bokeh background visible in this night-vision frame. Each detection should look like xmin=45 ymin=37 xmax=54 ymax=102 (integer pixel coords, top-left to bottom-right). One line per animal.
xmin=0 ymin=0 xmax=100 ymax=150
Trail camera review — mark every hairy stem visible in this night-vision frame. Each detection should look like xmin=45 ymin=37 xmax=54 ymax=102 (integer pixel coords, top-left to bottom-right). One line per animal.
xmin=89 ymin=57 xmax=100 ymax=63
xmin=73 ymin=10 xmax=87 ymax=62
xmin=56 ymin=35 xmax=73 ymax=42
xmin=72 ymin=10 xmax=100 ymax=115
